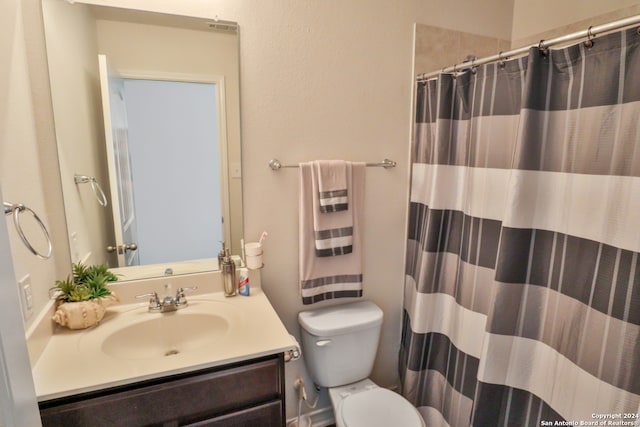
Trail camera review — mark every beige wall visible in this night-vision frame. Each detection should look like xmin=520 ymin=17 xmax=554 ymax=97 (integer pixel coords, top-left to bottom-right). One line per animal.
xmin=414 ymin=24 xmax=511 ymax=77
xmin=0 ymin=0 xmax=70 ymax=337
xmin=42 ymin=0 xmax=114 ymax=267
xmin=512 ymin=0 xmax=640 ymax=45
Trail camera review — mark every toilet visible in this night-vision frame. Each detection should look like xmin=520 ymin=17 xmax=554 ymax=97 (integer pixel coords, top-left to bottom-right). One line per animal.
xmin=298 ymin=301 xmax=425 ymax=427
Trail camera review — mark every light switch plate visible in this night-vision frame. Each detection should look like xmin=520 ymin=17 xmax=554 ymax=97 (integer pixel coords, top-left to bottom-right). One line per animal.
xmin=18 ymin=274 xmax=33 ymax=320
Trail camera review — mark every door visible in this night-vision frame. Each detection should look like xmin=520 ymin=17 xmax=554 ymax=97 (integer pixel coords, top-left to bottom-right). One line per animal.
xmin=98 ymin=54 xmax=139 ymax=267
xmin=122 ymin=79 xmax=224 ymax=264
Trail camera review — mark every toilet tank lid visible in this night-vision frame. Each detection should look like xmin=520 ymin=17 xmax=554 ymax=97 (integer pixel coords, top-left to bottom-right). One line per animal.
xmin=298 ymin=301 xmax=383 ymax=336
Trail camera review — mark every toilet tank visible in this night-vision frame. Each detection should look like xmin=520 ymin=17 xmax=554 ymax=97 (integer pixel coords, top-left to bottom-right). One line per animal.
xmin=298 ymin=301 xmax=383 ymax=388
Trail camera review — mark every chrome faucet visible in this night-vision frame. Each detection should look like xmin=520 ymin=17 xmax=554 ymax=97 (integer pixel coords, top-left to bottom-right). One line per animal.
xmin=135 ymin=286 xmax=198 ymax=313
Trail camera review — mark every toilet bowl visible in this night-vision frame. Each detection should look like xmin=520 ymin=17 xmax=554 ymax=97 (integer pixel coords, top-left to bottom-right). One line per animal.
xmin=329 ymin=379 xmax=424 ymax=427
xmin=298 ymin=301 xmax=425 ymax=427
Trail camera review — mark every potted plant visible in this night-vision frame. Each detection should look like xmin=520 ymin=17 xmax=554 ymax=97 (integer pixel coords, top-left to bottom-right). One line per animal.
xmin=51 ymin=262 xmax=119 ymax=329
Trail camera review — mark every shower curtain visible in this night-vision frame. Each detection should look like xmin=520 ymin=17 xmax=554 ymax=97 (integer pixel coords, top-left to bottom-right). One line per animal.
xmin=401 ymin=27 xmax=640 ymax=426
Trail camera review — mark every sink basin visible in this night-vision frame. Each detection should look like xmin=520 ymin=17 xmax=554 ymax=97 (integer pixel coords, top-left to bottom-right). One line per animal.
xmin=101 ymin=312 xmax=230 ymax=360
xmin=77 ymin=299 xmax=242 ymax=361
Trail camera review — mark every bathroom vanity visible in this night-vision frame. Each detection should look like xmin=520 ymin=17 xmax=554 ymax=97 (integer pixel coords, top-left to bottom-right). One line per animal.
xmin=39 ymin=354 xmax=284 ymax=426
xmin=33 ymin=289 xmax=295 ymax=427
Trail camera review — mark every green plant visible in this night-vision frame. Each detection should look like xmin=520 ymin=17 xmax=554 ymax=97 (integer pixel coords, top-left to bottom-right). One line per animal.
xmin=52 ymin=262 xmax=117 ymax=303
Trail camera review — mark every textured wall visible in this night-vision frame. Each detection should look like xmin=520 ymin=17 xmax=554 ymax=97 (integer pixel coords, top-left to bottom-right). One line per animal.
xmin=1 ymin=0 xmax=70 ymax=341
xmin=42 ymin=0 xmax=113 ymax=267
xmin=414 ymin=24 xmax=511 ymax=77
xmin=511 ymin=0 xmax=640 ymax=44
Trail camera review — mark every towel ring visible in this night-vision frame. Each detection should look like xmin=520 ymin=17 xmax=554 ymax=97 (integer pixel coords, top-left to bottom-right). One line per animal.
xmin=74 ymin=175 xmax=108 ymax=207
xmin=3 ymin=201 xmax=53 ymax=259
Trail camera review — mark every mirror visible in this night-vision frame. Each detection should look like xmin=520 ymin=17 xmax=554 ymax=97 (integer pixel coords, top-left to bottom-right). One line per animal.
xmin=41 ymin=1 xmax=243 ymax=281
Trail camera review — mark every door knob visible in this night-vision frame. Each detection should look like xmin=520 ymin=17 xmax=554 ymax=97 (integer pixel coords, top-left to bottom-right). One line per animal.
xmin=124 ymin=243 xmax=138 ymax=252
xmin=106 ymin=243 xmax=138 ymax=254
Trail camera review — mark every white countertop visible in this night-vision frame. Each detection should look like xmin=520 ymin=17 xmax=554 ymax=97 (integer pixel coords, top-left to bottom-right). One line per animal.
xmin=33 ymin=289 xmax=296 ymax=402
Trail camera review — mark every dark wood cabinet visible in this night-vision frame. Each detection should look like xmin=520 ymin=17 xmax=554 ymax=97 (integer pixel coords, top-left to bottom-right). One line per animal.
xmin=39 ymin=354 xmax=285 ymax=427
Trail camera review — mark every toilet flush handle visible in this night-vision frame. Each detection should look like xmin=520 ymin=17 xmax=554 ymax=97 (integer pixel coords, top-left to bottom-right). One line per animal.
xmin=315 ymin=339 xmax=332 ymax=347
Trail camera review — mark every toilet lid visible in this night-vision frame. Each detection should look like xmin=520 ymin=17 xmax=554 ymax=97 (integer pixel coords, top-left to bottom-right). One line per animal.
xmin=340 ymin=388 xmax=424 ymax=427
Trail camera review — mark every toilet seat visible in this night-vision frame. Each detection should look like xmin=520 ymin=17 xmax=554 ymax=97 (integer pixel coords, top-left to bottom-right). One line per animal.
xmin=339 ymin=388 xmax=424 ymax=427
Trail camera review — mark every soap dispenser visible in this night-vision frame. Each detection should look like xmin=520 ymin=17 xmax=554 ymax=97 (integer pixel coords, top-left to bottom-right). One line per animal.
xmin=221 ymin=249 xmax=237 ymax=297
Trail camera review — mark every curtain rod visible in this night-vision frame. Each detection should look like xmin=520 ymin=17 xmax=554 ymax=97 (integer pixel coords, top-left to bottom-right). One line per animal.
xmin=268 ymin=158 xmax=397 ymax=171
xmin=417 ymin=14 xmax=640 ymax=81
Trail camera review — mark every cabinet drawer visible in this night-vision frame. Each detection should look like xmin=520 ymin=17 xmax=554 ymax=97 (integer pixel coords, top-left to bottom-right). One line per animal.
xmin=184 ymin=400 xmax=283 ymax=427
xmin=40 ymin=355 xmax=284 ymax=427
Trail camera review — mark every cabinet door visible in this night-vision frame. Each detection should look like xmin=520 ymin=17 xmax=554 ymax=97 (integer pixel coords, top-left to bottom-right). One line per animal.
xmin=183 ymin=400 xmax=282 ymax=427
xmin=39 ymin=355 xmax=284 ymax=427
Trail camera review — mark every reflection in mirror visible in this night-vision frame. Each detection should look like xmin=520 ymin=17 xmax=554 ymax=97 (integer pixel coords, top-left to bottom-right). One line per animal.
xmin=41 ymin=1 xmax=243 ymax=281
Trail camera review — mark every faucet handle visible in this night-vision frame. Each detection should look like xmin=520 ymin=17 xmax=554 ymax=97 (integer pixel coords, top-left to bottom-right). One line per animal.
xmin=135 ymin=291 xmax=160 ymax=310
xmin=175 ymin=286 xmax=198 ymax=305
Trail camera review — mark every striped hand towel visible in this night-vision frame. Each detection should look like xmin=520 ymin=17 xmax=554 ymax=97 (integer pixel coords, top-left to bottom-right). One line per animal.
xmin=315 ymin=160 xmax=348 ymax=212
xmin=311 ymin=161 xmax=354 ymax=257
xmin=299 ymin=162 xmax=365 ymax=305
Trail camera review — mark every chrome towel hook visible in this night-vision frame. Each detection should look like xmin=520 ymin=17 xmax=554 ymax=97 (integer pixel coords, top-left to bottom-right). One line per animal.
xmin=74 ymin=174 xmax=108 ymax=207
xmin=3 ymin=201 xmax=53 ymax=259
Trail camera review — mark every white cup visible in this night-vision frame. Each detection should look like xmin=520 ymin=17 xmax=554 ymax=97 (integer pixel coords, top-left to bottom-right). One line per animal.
xmin=246 ymin=253 xmax=263 ymax=270
xmin=245 ymin=242 xmax=262 ymax=256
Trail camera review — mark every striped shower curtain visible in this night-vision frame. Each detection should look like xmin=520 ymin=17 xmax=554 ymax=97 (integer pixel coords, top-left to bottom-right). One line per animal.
xmin=401 ymin=27 xmax=640 ymax=426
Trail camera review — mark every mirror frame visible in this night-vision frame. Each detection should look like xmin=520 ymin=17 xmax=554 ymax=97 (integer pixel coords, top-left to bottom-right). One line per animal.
xmin=41 ymin=1 xmax=243 ymax=281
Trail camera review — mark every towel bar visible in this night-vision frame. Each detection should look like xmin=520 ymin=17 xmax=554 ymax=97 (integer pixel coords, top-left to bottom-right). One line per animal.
xmin=268 ymin=158 xmax=396 ymax=171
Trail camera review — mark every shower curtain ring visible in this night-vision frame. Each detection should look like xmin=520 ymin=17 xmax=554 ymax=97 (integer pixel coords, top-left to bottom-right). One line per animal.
xmin=470 ymin=58 xmax=477 ymax=74
xmin=538 ymin=39 xmax=548 ymax=56
xmin=498 ymin=51 xmax=506 ymax=68
xmin=584 ymin=25 xmax=595 ymax=48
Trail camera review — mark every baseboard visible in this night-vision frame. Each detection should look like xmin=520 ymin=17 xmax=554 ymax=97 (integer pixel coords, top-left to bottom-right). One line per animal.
xmin=286 ymin=405 xmax=334 ymax=427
